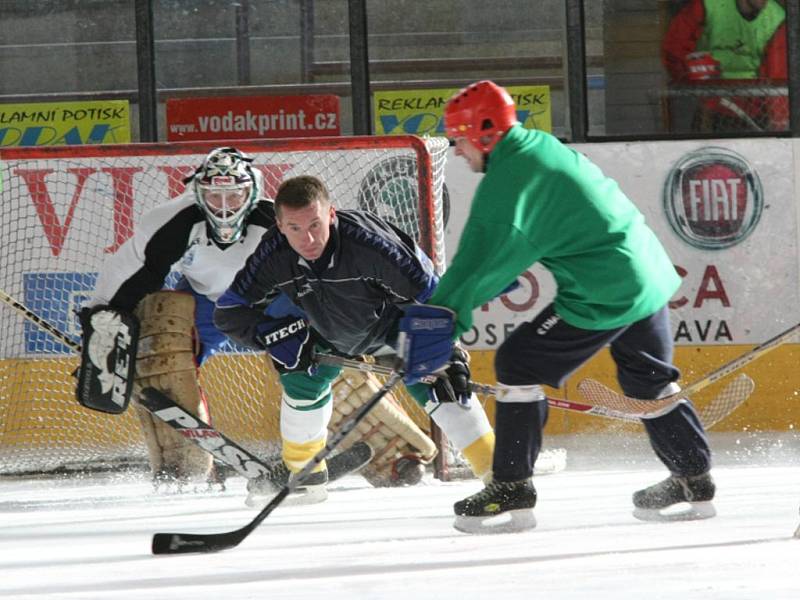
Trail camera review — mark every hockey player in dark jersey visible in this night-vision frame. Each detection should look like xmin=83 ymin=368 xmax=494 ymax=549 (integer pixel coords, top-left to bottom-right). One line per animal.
xmin=399 ymin=80 xmax=715 ymax=533
xmin=215 ymin=175 xmax=496 ymax=506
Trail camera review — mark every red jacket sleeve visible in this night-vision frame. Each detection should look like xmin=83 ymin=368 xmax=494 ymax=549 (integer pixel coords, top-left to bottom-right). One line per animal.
xmin=758 ymin=23 xmax=788 ymax=130
xmin=759 ymin=23 xmax=787 ymax=80
xmin=662 ymin=0 xmax=706 ymax=82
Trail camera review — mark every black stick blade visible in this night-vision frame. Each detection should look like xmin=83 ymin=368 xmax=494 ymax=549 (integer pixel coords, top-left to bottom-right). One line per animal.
xmin=150 ymin=375 xmax=401 ymax=556
xmin=152 ymin=531 xmax=244 ymax=555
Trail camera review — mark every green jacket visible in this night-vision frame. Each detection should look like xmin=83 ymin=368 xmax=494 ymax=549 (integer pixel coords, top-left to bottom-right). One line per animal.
xmin=430 ymin=125 xmax=680 ymax=337
xmin=700 ymin=0 xmax=785 ymax=79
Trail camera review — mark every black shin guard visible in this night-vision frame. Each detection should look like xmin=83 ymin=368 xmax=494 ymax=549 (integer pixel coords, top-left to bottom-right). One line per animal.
xmin=492 ymin=400 xmax=548 ymax=481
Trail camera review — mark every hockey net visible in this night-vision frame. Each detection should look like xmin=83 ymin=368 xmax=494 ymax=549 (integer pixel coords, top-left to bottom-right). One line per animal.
xmin=0 ymin=135 xmax=450 ymax=477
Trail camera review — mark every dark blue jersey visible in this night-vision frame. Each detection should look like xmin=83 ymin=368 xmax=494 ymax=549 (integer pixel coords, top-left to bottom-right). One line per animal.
xmin=215 ymin=209 xmax=438 ymax=356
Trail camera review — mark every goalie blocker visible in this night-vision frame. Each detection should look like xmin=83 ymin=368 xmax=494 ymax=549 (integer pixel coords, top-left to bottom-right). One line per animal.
xmin=76 ymin=305 xmax=140 ymax=414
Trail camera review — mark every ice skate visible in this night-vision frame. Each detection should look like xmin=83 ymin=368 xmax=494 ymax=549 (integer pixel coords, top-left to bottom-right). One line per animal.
xmin=283 ymin=468 xmax=330 ymax=506
xmin=534 ymin=448 xmax=567 ymax=476
xmin=245 ymin=441 xmax=374 ymax=507
xmin=453 ymin=478 xmax=537 ymax=534
xmin=632 ymin=473 xmax=716 ymax=521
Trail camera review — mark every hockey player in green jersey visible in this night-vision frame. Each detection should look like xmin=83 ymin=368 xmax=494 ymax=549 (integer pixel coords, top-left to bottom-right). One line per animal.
xmin=399 ymin=80 xmax=715 ymax=533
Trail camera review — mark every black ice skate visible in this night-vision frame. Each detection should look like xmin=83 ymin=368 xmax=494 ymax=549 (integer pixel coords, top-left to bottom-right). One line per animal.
xmin=453 ymin=478 xmax=537 ymax=534
xmin=632 ymin=473 xmax=716 ymax=521
xmin=245 ymin=441 xmax=374 ymax=508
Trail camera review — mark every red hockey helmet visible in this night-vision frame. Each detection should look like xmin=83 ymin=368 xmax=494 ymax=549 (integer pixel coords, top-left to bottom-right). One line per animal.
xmin=444 ymin=80 xmax=518 ymax=153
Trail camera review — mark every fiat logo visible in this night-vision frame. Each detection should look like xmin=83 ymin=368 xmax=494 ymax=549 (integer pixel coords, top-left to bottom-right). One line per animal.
xmin=663 ymin=147 xmax=763 ymax=250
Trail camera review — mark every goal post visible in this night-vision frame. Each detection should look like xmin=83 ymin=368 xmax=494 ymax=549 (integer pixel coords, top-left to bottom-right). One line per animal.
xmin=0 ymin=135 xmax=449 ymax=477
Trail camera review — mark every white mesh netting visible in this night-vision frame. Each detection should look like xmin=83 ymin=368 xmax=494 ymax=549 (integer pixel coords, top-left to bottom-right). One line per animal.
xmin=0 ymin=135 xmax=449 ymax=476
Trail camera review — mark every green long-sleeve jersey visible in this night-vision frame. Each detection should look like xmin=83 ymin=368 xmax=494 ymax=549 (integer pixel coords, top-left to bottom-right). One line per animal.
xmin=430 ymin=125 xmax=681 ymax=337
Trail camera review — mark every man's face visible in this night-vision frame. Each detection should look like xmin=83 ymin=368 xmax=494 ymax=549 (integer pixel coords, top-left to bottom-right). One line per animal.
xmin=201 ymin=186 xmax=250 ymax=218
xmin=453 ymin=137 xmax=486 ymax=173
xmin=277 ymin=199 xmax=336 ymax=261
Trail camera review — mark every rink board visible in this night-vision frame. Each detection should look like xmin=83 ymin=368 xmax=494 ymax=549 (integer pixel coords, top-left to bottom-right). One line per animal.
xmin=1 ymin=344 xmax=798 ymax=459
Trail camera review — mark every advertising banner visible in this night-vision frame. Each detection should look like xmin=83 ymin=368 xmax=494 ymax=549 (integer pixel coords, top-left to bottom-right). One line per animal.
xmin=445 ymin=138 xmax=799 ymax=350
xmin=0 ymin=101 xmax=130 ymax=147
xmin=166 ymin=95 xmax=341 ymax=141
xmin=374 ymin=86 xmax=552 ymax=136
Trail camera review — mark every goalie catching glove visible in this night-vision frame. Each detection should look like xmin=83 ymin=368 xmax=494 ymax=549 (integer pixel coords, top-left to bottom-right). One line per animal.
xmin=256 ymin=315 xmax=315 ymax=375
xmin=76 ymin=305 xmax=139 ymax=414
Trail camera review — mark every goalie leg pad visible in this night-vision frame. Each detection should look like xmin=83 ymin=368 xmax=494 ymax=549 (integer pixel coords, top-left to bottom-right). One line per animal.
xmin=331 ymin=371 xmax=437 ymax=487
xmin=134 ymin=291 xmax=213 ymax=483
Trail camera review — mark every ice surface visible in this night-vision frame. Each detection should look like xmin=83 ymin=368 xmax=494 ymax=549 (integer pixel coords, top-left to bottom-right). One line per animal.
xmin=0 ymin=432 xmax=797 ymax=600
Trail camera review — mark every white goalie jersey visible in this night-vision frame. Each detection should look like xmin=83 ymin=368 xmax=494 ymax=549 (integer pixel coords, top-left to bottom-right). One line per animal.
xmin=88 ymin=194 xmax=276 ymax=311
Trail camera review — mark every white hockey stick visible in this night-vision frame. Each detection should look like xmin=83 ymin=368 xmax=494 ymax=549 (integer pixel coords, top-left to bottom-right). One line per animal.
xmin=577 ymin=322 xmax=800 ymax=419
xmin=315 ymin=353 xmax=640 ymax=424
xmin=578 ymin=373 xmax=753 ymax=429
xmin=315 ymin=352 xmax=752 ymax=429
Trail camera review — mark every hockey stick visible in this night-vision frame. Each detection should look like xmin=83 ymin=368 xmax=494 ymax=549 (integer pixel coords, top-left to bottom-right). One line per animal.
xmin=0 ymin=288 xmax=280 ymax=480
xmin=579 ymin=373 xmax=753 ymax=428
xmin=314 ymin=352 xmax=752 ymax=429
xmin=577 ymin=321 xmax=800 ymax=418
xmin=315 ymin=352 xmax=652 ymax=424
xmin=0 ymin=289 xmax=78 ymax=354
xmin=151 ymin=369 xmax=404 ymax=554
xmin=137 ymin=387 xmax=279 ymax=480
xmin=718 ymin=97 xmax=764 ymax=132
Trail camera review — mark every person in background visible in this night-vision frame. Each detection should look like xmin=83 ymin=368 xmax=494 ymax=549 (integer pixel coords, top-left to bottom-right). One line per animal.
xmin=662 ymin=0 xmax=787 ymax=132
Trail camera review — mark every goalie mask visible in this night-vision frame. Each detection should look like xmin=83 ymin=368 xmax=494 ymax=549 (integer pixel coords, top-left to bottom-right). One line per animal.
xmin=189 ymin=147 xmax=260 ymax=244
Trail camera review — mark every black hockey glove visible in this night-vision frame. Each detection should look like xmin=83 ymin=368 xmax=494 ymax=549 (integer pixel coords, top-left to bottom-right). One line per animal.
xmin=428 ymin=345 xmax=472 ymax=408
xmin=256 ymin=315 xmax=316 ymax=375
